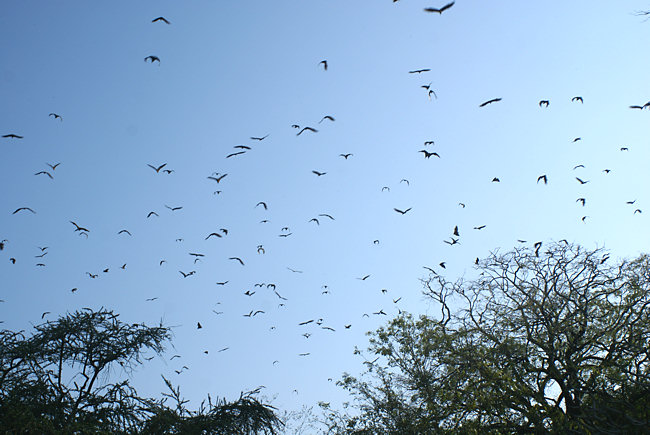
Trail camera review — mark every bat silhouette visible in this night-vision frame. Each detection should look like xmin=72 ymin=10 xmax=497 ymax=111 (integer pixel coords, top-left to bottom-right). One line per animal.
xmin=148 ymin=163 xmax=167 ymax=173
xmin=229 ymin=257 xmax=245 ymax=266
xmin=69 ymin=221 xmax=89 ymax=232
xmin=34 ymin=171 xmax=53 ymax=179
xmin=152 ymin=16 xmax=170 ymax=24
xmin=297 ymin=127 xmax=318 ymax=136
xmin=423 ymin=1 xmax=455 ymax=13
xmin=207 ymin=174 xmax=227 ymax=183
xmin=479 ymin=98 xmax=502 ymax=107
xmin=419 ymin=150 xmax=440 ymax=158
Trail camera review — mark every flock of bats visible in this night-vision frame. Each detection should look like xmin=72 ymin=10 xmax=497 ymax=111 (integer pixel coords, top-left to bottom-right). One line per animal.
xmin=2 ymin=1 xmax=647 ymax=402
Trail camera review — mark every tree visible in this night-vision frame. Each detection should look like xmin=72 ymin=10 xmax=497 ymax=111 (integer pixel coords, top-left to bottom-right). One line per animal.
xmin=0 ymin=308 xmax=282 ymax=434
xmin=325 ymin=243 xmax=650 ymax=434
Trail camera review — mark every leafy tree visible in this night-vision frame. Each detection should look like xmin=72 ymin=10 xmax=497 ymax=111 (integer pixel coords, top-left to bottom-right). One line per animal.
xmin=325 ymin=243 xmax=650 ymax=434
xmin=0 ymin=308 xmax=282 ymax=434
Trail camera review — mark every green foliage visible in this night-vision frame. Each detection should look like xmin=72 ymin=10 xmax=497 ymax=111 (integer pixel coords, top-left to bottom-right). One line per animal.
xmin=0 ymin=308 xmax=282 ymax=434
xmin=327 ymin=243 xmax=650 ymax=434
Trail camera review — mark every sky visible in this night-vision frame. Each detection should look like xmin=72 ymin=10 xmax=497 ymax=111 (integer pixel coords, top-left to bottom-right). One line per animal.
xmin=1 ymin=0 xmax=649 ymax=426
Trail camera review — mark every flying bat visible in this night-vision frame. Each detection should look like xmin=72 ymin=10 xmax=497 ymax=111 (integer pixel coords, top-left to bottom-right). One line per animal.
xmin=393 ymin=207 xmax=412 ymax=215
xmin=229 ymin=257 xmax=245 ymax=266
xmin=419 ymin=150 xmax=440 ymax=158
xmin=34 ymin=171 xmax=53 ymax=179
xmin=147 ymin=163 xmax=167 ymax=173
xmin=297 ymin=127 xmax=318 ymax=136
xmin=152 ymin=16 xmax=170 ymax=24
xmin=423 ymin=1 xmax=455 ymax=13
xmin=479 ymin=98 xmax=502 ymax=107
xmin=207 ymin=174 xmax=227 ymax=183
xmin=69 ymin=221 xmax=89 ymax=232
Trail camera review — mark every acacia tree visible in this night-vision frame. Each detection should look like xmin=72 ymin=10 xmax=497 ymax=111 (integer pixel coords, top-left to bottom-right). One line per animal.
xmin=325 ymin=243 xmax=650 ymax=434
xmin=0 ymin=308 xmax=282 ymax=434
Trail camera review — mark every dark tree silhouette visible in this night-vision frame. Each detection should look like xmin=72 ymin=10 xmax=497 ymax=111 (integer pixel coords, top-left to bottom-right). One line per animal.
xmin=0 ymin=308 xmax=282 ymax=434
xmin=323 ymin=243 xmax=650 ymax=433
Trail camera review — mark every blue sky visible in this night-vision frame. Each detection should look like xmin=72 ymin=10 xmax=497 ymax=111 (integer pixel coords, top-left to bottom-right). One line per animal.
xmin=1 ymin=0 xmax=649 ymax=422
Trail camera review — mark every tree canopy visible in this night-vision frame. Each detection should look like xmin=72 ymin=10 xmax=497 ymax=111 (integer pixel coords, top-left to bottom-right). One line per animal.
xmin=324 ymin=243 xmax=650 ymax=434
xmin=0 ymin=308 xmax=282 ymax=434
